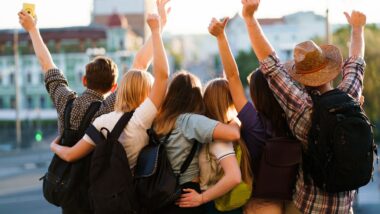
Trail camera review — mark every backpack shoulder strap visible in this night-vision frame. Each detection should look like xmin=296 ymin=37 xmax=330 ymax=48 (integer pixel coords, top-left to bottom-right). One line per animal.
xmin=179 ymin=140 xmax=199 ymax=174
xmin=78 ymin=101 xmax=102 ymax=134
xmin=109 ymin=111 xmax=135 ymax=140
xmin=85 ymin=124 xmax=105 ymax=145
xmin=63 ymin=98 xmax=75 ymax=130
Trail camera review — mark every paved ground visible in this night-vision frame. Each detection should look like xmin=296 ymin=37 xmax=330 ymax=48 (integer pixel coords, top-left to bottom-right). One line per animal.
xmin=0 ymin=143 xmax=379 ymax=213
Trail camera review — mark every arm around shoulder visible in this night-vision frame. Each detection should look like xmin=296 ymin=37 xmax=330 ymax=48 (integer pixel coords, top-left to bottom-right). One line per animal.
xmin=212 ymin=120 xmax=240 ymax=142
xmin=50 ymin=138 xmax=95 ymax=162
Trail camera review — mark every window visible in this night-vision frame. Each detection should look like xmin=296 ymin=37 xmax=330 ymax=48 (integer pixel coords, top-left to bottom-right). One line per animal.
xmin=27 ymin=96 xmax=33 ymax=109
xmin=285 ymin=50 xmax=292 ymax=60
xmin=9 ymin=73 xmax=15 ymax=84
xmin=7 ymin=59 xmax=15 ymax=66
xmin=10 ymin=96 xmax=16 ymax=109
xmin=27 ymin=72 xmax=32 ymax=84
xmin=78 ymin=70 xmax=83 ymax=83
xmin=40 ymin=96 xmax=46 ymax=109
xmin=23 ymin=59 xmax=32 ymax=67
xmin=40 ymin=73 xmax=44 ymax=83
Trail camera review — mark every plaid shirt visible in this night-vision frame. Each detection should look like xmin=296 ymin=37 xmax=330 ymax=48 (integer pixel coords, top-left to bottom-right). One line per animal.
xmin=260 ymin=54 xmax=365 ymax=214
xmin=45 ymin=68 xmax=116 ymax=135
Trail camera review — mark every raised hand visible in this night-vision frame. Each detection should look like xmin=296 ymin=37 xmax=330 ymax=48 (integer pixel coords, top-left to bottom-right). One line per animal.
xmin=344 ymin=11 xmax=366 ymax=28
xmin=18 ymin=10 xmax=37 ymax=32
xmin=208 ymin=17 xmax=229 ymax=38
xmin=157 ymin=0 xmax=171 ymax=26
xmin=242 ymin=0 xmax=260 ymax=19
xmin=147 ymin=14 xmax=161 ymax=33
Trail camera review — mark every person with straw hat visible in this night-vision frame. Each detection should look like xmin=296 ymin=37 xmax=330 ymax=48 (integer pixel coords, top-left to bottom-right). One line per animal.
xmin=241 ymin=0 xmax=367 ymax=213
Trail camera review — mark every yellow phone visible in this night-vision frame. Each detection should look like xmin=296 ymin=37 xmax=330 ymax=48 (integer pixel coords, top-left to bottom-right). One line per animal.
xmin=23 ymin=3 xmax=36 ymax=17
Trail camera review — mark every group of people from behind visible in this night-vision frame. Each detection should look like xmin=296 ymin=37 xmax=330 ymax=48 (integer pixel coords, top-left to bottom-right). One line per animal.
xmin=18 ymin=0 xmax=371 ymax=213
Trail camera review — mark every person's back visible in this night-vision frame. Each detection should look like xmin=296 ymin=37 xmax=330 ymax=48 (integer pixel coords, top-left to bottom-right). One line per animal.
xmin=49 ymin=11 xmax=171 ymax=214
xmin=18 ymin=11 xmax=119 ymax=213
xmin=208 ymin=17 xmax=295 ymax=214
xmin=240 ymin=1 xmax=368 ymax=213
xmin=152 ymin=71 xmax=242 ymax=214
xmin=46 ymin=56 xmax=118 ymax=134
xmin=18 ymin=4 xmax=171 ymax=212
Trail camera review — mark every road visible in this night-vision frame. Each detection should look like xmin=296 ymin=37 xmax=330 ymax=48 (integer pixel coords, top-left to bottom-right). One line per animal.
xmin=0 ymin=144 xmax=379 ymax=213
xmin=0 ymin=188 xmax=59 ymax=214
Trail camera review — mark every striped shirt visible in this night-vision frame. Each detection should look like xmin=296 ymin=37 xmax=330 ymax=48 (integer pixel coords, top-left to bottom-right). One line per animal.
xmin=260 ymin=54 xmax=365 ymax=214
xmin=45 ymin=68 xmax=116 ymax=134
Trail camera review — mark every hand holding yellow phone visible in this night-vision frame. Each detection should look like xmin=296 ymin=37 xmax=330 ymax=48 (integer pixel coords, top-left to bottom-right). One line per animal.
xmin=23 ymin=3 xmax=36 ymax=18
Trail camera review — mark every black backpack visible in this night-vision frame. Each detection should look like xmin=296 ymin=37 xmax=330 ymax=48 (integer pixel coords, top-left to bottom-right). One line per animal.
xmin=134 ymin=128 xmax=199 ymax=212
xmin=41 ymin=99 xmax=101 ymax=208
xmin=85 ymin=111 xmax=139 ymax=214
xmin=303 ymin=89 xmax=377 ymax=192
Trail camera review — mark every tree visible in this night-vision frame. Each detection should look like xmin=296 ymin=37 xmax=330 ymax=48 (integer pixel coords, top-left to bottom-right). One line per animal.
xmin=235 ymin=49 xmax=260 ymax=86
xmin=332 ymin=24 xmax=380 ymax=140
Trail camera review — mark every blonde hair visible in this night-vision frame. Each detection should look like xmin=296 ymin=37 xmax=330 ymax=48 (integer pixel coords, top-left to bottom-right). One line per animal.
xmin=115 ymin=70 xmax=154 ymax=112
xmin=203 ymin=78 xmax=253 ymax=187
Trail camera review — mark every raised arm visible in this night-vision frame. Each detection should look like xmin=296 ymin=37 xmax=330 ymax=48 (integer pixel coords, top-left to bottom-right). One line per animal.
xmin=209 ymin=17 xmax=247 ymax=112
xmin=131 ymin=0 xmax=171 ymax=70
xmin=18 ymin=11 xmax=56 ymax=72
xmin=240 ymin=0 xmax=313 ymax=143
xmin=338 ymin=11 xmax=366 ymax=100
xmin=344 ymin=11 xmax=366 ymax=58
xmin=147 ymin=14 xmax=170 ymax=109
xmin=241 ymin=0 xmax=275 ymax=61
xmin=178 ymin=155 xmax=241 ymax=207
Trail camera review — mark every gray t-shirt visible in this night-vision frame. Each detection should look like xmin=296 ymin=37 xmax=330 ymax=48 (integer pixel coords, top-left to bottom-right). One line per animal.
xmin=163 ymin=113 xmax=218 ymax=184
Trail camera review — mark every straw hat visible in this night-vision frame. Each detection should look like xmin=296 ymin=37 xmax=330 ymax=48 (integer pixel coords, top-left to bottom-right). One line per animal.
xmin=284 ymin=40 xmax=343 ymax=87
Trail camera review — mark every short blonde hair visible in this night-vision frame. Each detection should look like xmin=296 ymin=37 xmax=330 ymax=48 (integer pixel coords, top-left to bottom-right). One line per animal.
xmin=115 ymin=70 xmax=154 ymax=112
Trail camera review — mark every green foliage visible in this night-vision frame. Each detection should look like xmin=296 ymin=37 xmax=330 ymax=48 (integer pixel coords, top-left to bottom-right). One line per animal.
xmin=235 ymin=49 xmax=260 ymax=86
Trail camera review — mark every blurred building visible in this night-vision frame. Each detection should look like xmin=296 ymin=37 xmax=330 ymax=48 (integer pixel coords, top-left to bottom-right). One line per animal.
xmin=164 ymin=11 xmax=326 ymax=83
xmin=164 ymin=34 xmax=219 ymax=82
xmin=226 ymin=11 xmax=326 ymax=60
xmin=0 ymin=14 xmax=142 ymax=116
xmin=92 ymin=0 xmax=154 ymax=38
xmin=0 ymin=13 xmax=144 ymax=123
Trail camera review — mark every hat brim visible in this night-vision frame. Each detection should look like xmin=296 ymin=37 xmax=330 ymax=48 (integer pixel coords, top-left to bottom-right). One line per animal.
xmin=285 ymin=45 xmax=343 ymax=87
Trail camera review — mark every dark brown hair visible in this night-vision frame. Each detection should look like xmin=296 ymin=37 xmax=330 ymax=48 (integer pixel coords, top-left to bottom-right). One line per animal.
xmin=85 ymin=56 xmax=118 ymax=93
xmin=248 ymin=69 xmax=290 ymax=136
xmin=154 ymin=71 xmax=205 ymax=136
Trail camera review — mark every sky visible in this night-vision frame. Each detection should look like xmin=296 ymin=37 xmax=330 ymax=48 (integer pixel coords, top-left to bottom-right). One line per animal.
xmin=1 ymin=0 xmax=379 ymax=34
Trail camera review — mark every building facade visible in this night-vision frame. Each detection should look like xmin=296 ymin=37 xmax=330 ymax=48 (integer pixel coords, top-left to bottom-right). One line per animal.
xmin=0 ymin=15 xmax=142 ymax=122
xmin=92 ymin=0 xmax=153 ymax=38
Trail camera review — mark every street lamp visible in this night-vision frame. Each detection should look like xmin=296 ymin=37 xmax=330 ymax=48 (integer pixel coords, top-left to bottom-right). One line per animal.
xmin=13 ymin=29 xmax=22 ymax=149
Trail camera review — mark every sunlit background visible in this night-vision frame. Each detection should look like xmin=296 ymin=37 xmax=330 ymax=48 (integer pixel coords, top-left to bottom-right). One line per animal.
xmin=1 ymin=0 xmax=380 ymax=33
xmin=0 ymin=0 xmax=379 ymax=213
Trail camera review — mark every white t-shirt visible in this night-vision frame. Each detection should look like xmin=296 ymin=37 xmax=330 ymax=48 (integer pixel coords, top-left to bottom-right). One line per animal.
xmin=83 ymin=98 xmax=157 ymax=169
xmin=199 ymin=141 xmax=235 ymax=190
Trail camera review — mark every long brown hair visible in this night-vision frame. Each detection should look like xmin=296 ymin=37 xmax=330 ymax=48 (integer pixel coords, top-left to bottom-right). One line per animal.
xmin=248 ymin=69 xmax=290 ymax=136
xmin=203 ymin=78 xmax=253 ymax=187
xmin=154 ymin=71 xmax=205 ymax=136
